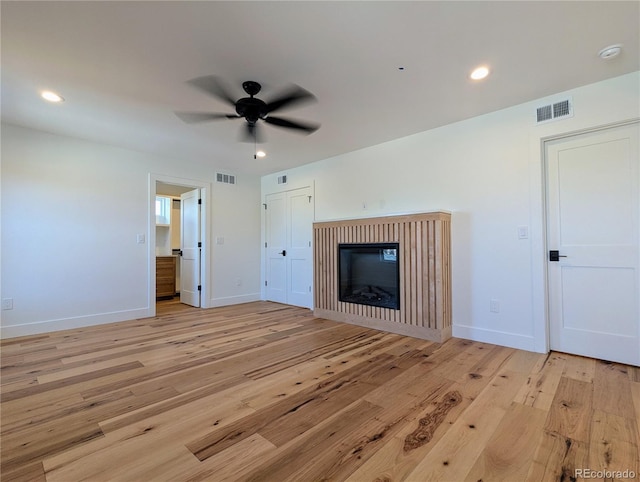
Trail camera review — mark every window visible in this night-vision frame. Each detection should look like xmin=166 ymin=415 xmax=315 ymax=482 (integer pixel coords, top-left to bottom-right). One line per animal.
xmin=155 ymin=196 xmax=171 ymax=225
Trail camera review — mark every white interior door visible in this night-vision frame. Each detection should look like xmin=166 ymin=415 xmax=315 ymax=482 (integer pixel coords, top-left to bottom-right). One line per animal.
xmin=265 ymin=192 xmax=288 ymax=304
xmin=546 ymin=122 xmax=639 ymax=366
xmin=180 ymin=188 xmax=201 ymax=307
xmin=265 ymin=187 xmax=313 ymax=308
xmin=287 ymin=188 xmax=314 ymax=308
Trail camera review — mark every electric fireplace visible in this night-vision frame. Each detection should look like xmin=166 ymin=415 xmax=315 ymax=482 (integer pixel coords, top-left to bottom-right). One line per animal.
xmin=338 ymin=243 xmax=400 ymax=310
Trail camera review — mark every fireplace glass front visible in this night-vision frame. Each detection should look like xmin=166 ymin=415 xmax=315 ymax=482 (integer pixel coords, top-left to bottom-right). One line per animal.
xmin=338 ymin=243 xmax=400 ymax=310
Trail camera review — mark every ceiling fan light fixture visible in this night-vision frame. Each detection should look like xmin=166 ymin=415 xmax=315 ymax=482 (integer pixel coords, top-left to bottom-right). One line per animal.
xmin=256 ymin=150 xmax=266 ymax=158
xmin=41 ymin=90 xmax=64 ymax=103
xmin=470 ymin=66 xmax=490 ymax=80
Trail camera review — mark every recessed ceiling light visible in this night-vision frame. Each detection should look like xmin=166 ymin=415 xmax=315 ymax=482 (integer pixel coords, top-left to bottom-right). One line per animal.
xmin=599 ymin=44 xmax=622 ymax=60
xmin=256 ymin=150 xmax=266 ymax=158
xmin=470 ymin=66 xmax=490 ymax=80
xmin=41 ymin=91 xmax=64 ymax=103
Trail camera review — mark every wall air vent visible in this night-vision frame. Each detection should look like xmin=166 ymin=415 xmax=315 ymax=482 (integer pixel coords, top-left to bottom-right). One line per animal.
xmin=536 ymin=105 xmax=552 ymax=123
xmin=216 ymin=172 xmax=236 ymax=185
xmin=277 ymin=175 xmax=287 ymax=185
xmin=535 ymin=97 xmax=573 ymax=124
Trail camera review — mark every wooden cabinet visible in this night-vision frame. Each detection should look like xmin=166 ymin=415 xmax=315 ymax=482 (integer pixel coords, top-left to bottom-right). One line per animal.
xmin=156 ymin=256 xmax=177 ymax=298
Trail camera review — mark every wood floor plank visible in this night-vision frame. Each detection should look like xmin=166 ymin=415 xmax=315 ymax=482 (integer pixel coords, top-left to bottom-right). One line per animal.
xmin=429 ymin=339 xmax=496 ymax=382
xmin=0 ymin=461 xmax=46 ymax=482
xmin=463 ymin=402 xmax=547 ymax=481
xmin=363 ymin=359 xmax=452 ymax=409
xmin=44 ymin=433 xmax=202 ymax=482
xmin=593 ymin=359 xmax=636 ymax=419
xmin=179 ymin=434 xmax=277 ymax=482
xmin=1 ymin=421 xmax=104 ymax=475
xmin=1 ymin=361 xmax=145 ymax=403
xmin=1 ymin=300 xmax=638 ymax=481
xmin=186 ymin=353 xmax=399 ymax=460
xmin=525 ymin=430 xmax=589 ymax=482
xmin=544 ymin=376 xmax=594 ymax=443
xmin=44 ymin=395 xmax=257 ymax=478
xmin=589 ymin=409 xmax=639 ymax=476
xmin=562 ymin=352 xmax=596 ymax=383
xmin=632 ymin=381 xmax=640 ymax=445
xmin=0 ymin=393 xmax=85 ymax=434
xmin=242 ymin=400 xmax=385 ymax=482
xmin=514 ymin=352 xmax=566 ymax=411
xmin=346 ymin=362 xmax=501 ymax=482
xmin=403 ymin=368 xmax=529 ymax=481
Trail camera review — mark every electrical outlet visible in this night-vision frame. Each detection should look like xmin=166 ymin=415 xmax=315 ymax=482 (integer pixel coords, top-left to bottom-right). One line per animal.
xmin=490 ymin=299 xmax=500 ymax=313
xmin=2 ymin=298 xmax=14 ymax=310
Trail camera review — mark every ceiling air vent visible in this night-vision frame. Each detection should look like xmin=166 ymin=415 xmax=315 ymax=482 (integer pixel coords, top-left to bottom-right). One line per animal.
xmin=216 ymin=172 xmax=236 ymax=185
xmin=535 ymin=97 xmax=573 ymax=124
xmin=277 ymin=175 xmax=287 ymax=185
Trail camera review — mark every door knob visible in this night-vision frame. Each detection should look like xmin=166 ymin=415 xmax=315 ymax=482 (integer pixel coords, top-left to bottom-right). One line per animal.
xmin=549 ymin=250 xmax=567 ymax=262
xmin=279 ymin=250 xmax=287 ymax=256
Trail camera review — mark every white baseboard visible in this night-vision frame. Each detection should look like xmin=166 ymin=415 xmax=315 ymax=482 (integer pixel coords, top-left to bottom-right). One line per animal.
xmin=209 ymin=293 xmax=261 ymax=308
xmin=452 ymin=323 xmax=541 ymax=353
xmin=1 ymin=307 xmax=152 ymax=339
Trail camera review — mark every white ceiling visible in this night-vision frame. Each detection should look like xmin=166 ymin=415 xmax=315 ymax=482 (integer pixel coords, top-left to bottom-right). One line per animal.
xmin=2 ymin=1 xmax=638 ymax=176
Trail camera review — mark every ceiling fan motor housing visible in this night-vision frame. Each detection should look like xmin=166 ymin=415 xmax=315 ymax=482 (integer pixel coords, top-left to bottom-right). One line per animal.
xmin=236 ymin=97 xmax=268 ymax=124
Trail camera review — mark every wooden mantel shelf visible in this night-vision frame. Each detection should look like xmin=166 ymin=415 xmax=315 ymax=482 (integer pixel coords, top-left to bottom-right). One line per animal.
xmin=313 ymin=212 xmax=451 ymax=343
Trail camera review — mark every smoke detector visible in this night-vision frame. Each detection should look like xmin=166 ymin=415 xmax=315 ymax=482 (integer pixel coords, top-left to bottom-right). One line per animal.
xmin=599 ymin=44 xmax=622 ymax=60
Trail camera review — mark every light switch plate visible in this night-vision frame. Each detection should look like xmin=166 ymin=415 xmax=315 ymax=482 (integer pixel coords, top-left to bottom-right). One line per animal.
xmin=517 ymin=226 xmax=529 ymax=239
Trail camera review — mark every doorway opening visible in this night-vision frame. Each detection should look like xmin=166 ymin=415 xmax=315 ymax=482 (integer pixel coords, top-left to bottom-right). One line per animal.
xmin=149 ymin=174 xmax=210 ymax=317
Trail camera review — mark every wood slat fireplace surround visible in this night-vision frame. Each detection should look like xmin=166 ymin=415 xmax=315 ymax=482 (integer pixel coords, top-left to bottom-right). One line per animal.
xmin=313 ymin=212 xmax=452 ymax=343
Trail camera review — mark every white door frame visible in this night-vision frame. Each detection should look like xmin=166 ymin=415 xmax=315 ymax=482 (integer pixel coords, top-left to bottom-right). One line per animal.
xmin=148 ymin=173 xmax=211 ymax=316
xmin=541 ymin=119 xmax=639 ymax=354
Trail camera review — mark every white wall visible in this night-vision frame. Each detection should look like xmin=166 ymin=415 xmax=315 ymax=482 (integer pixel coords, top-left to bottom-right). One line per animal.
xmin=262 ymin=72 xmax=640 ymax=353
xmin=1 ymin=124 xmax=261 ymax=337
xmin=209 ymin=177 xmax=262 ymax=307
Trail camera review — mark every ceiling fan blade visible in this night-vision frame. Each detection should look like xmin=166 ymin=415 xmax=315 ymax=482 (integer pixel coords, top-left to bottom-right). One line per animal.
xmin=264 ymin=116 xmax=320 ymax=134
xmin=240 ymin=123 xmax=265 ymax=143
xmin=265 ymin=85 xmax=316 ymax=113
xmin=175 ymin=111 xmax=239 ymax=124
xmin=186 ymin=76 xmax=237 ymax=107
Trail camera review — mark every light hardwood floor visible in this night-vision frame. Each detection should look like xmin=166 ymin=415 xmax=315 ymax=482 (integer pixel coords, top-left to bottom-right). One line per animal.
xmin=1 ymin=300 xmax=639 ymax=481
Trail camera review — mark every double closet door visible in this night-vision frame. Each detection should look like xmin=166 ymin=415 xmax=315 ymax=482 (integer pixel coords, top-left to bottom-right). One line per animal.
xmin=265 ymin=187 xmax=313 ymax=309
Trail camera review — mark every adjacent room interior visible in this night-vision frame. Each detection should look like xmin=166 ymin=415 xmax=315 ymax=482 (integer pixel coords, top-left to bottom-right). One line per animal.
xmin=1 ymin=1 xmax=639 ymax=480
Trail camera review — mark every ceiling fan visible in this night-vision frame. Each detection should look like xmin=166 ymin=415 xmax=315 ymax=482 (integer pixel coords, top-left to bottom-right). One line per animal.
xmin=175 ymin=76 xmax=320 ymax=143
